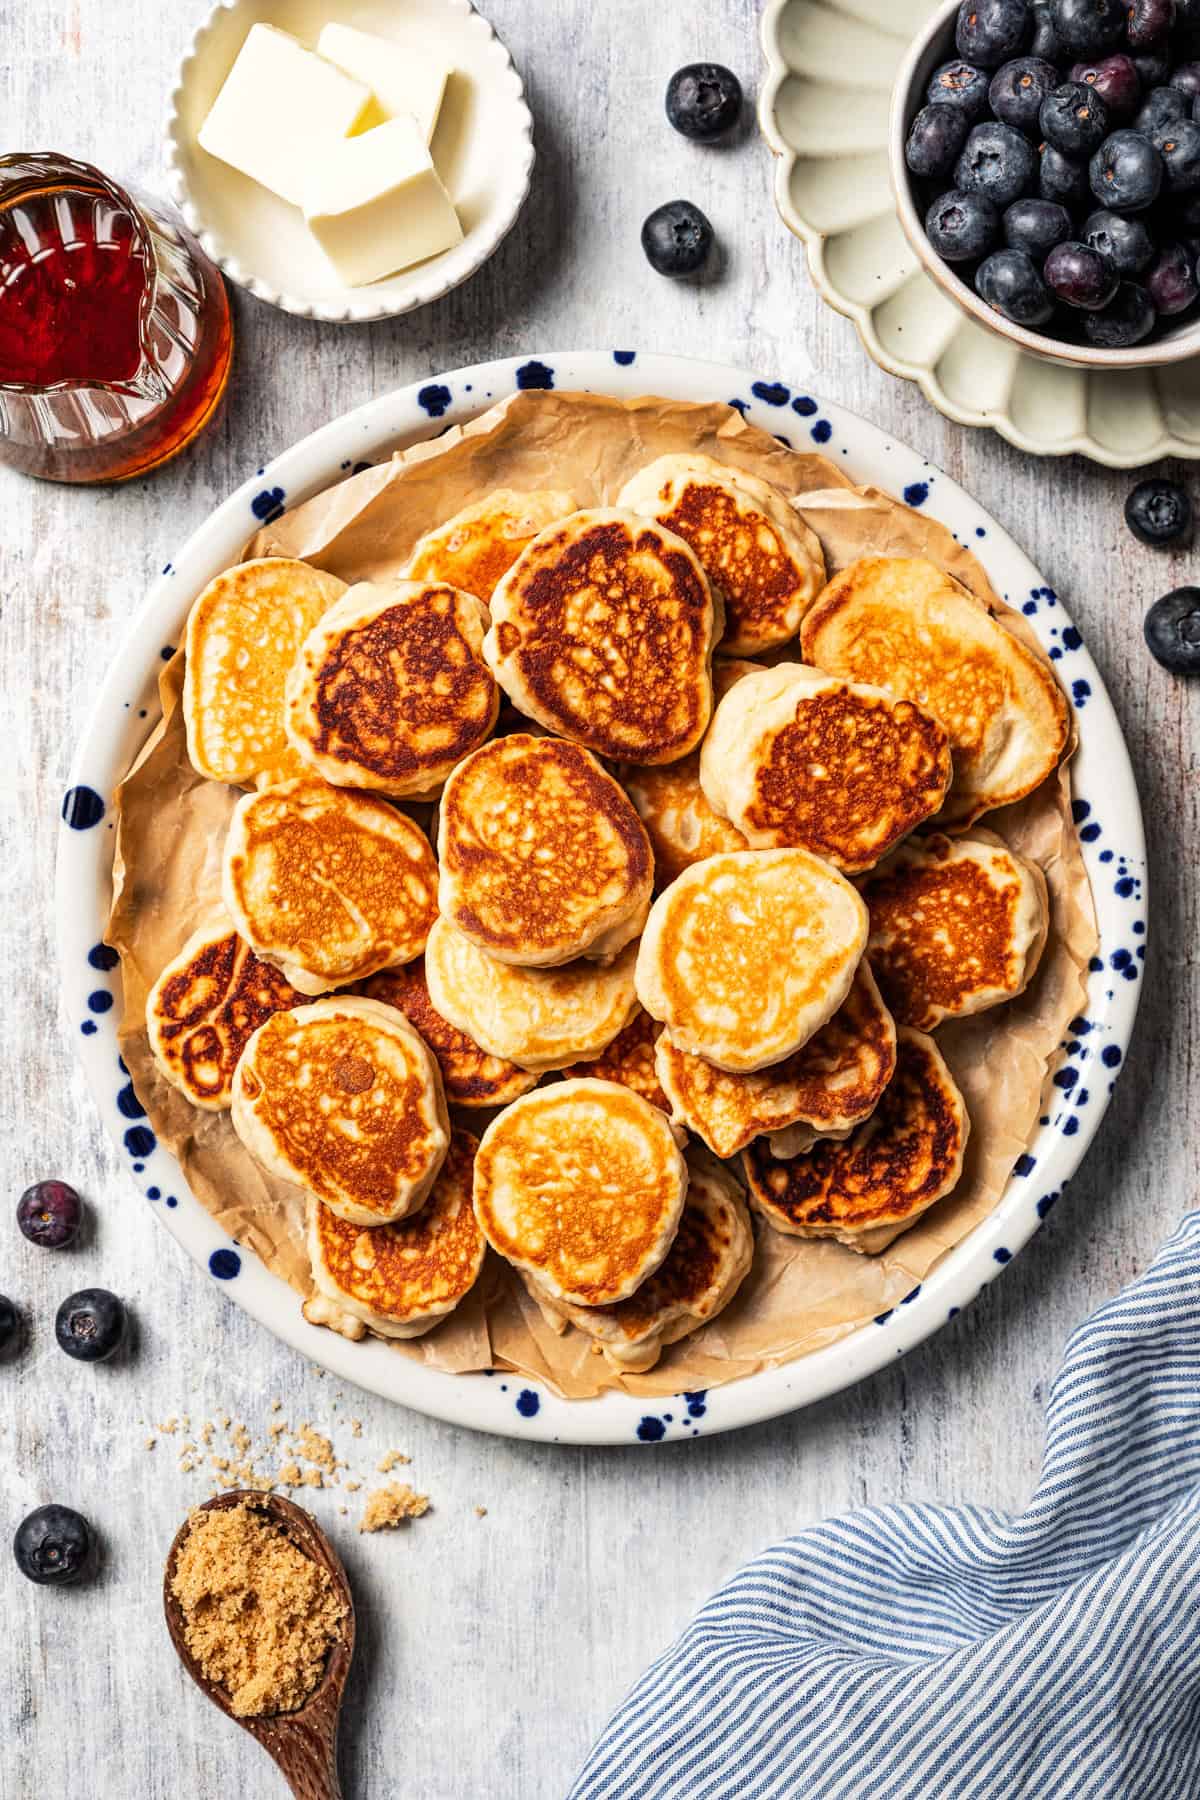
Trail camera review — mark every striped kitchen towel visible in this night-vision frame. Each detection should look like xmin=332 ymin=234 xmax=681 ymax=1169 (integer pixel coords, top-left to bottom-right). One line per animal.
xmin=569 ymin=1212 xmax=1200 ymax=1800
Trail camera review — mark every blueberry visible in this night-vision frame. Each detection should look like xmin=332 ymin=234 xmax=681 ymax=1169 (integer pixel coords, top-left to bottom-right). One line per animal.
xmin=17 ymin=1180 xmax=82 ymax=1249
xmin=906 ymin=104 xmax=971 ymax=176
xmin=665 ymin=64 xmax=742 ymax=141
xmin=1050 ymin=0 xmax=1126 ymax=52
xmin=990 ymin=56 xmax=1059 ymax=128
xmin=1040 ymin=142 xmax=1091 ymax=205
xmin=1045 ymin=238 xmax=1121 ymax=302
xmin=927 ymin=59 xmax=993 ymax=117
xmin=1136 ymin=87 xmax=1190 ymax=133
xmin=13 ymin=1505 xmax=93 ymax=1585
xmin=1083 ymin=277 xmax=1157 ymax=338
xmin=1005 ymin=195 xmax=1073 ymax=253
xmin=1083 ymin=207 xmax=1156 ymax=270
xmin=926 ymin=187 xmax=1002 ymax=258
xmin=1125 ymin=476 xmax=1193 ymax=542
xmin=0 ymin=1295 xmax=19 ymax=1355
xmin=641 ymin=201 xmax=714 ymax=277
xmin=55 ymin=1288 xmax=126 ymax=1362
xmin=977 ymin=246 xmax=1056 ymax=320
xmin=1126 ymin=0 xmax=1173 ymax=47
xmin=956 ymin=0 xmax=1032 ymax=65
xmin=1042 ymin=81 xmax=1111 ymax=152
xmin=956 ymin=120 xmax=1038 ymax=204
xmin=1145 ymin=240 xmax=1200 ymax=307
xmin=1149 ymin=116 xmax=1200 ymax=188
xmin=1030 ymin=0 xmax=1067 ymax=58
xmin=1090 ymin=130 xmax=1164 ymax=208
xmin=1067 ymin=55 xmax=1140 ymax=119
xmin=1170 ymin=62 xmax=1200 ymax=99
xmin=1145 ymin=587 xmax=1200 ymax=670
xmin=1131 ymin=47 xmax=1173 ymax=87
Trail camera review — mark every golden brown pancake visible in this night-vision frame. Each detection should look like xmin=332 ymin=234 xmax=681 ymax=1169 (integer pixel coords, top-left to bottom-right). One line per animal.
xmin=473 ymin=1079 xmax=688 ymax=1306
xmin=800 ymin=556 xmax=1070 ymax=827
xmin=405 ymin=488 xmax=578 ymax=602
xmin=562 ymin=1006 xmax=669 ymax=1113
xmin=635 ymin=848 xmax=869 ymax=1073
xmin=484 ymin=509 xmax=720 ymax=765
xmin=700 ymin=663 xmax=951 ymax=874
xmin=284 ymin=580 xmax=498 ymax=799
xmin=522 ymin=1150 xmax=753 ymax=1371
xmin=222 ymin=778 xmax=439 ymax=994
xmin=437 ymin=734 xmax=653 ymax=966
xmin=146 ymin=917 xmax=305 ymax=1111
xmin=861 ymin=831 xmax=1049 ymax=1030
xmin=359 ymin=959 xmax=537 ymax=1109
xmin=231 ymin=995 xmax=449 ymax=1227
xmin=656 ymin=963 xmax=896 ymax=1158
xmin=618 ymin=452 xmax=826 ymax=655
xmin=306 ymin=1130 xmax=485 ymax=1339
xmin=183 ymin=558 xmax=346 ymax=787
xmin=743 ymin=1026 xmax=969 ymax=1252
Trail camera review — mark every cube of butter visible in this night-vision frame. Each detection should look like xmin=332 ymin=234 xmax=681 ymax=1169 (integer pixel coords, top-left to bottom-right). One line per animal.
xmin=198 ymin=23 xmax=379 ymax=208
xmin=302 ymin=116 xmax=464 ymax=287
xmin=317 ymin=23 xmax=451 ymax=144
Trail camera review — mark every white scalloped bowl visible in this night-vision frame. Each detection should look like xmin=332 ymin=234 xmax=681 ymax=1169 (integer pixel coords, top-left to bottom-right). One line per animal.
xmin=165 ymin=0 xmax=534 ymax=323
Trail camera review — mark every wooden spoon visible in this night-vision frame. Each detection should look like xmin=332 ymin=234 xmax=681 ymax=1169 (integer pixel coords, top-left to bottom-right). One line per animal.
xmin=163 ymin=1489 xmax=356 ymax=1800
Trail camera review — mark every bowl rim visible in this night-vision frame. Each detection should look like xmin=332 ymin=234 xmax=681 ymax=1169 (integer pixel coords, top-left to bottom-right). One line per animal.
xmin=163 ymin=0 xmax=535 ymax=325
xmin=888 ymin=0 xmax=1200 ymax=371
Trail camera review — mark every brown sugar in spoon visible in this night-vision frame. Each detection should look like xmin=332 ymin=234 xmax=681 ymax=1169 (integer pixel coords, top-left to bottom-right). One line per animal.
xmin=163 ymin=1490 xmax=356 ymax=1800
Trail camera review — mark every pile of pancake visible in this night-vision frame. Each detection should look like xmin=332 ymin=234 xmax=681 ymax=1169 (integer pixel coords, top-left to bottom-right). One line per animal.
xmin=144 ymin=449 xmax=1069 ymax=1377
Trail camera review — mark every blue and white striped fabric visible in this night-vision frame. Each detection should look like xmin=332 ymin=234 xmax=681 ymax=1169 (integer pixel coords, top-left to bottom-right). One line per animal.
xmin=570 ymin=1214 xmax=1200 ymax=1800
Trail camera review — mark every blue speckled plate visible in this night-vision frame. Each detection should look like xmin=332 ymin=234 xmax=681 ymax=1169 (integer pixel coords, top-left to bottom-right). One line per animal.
xmin=57 ymin=352 xmax=1145 ymax=1446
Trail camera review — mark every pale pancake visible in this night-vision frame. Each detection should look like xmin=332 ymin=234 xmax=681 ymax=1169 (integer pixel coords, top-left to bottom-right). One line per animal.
xmin=861 ymin=831 xmax=1049 ymax=1030
xmin=360 ymin=959 xmax=536 ymax=1109
xmin=405 ymin=488 xmax=578 ymax=602
xmin=618 ymin=452 xmax=825 ymax=655
xmin=424 ymin=918 xmax=638 ymax=1071
xmin=284 ymin=580 xmax=498 ymax=799
xmin=485 ymin=508 xmax=720 ymax=765
xmin=306 ymin=1129 xmax=484 ymax=1338
xmin=562 ymin=1006 xmax=669 ymax=1113
xmin=222 ymin=778 xmax=439 ymax=995
xmin=146 ymin=916 xmax=305 ymax=1111
xmin=620 ymin=658 xmax=759 ymax=886
xmin=800 ymin=556 xmax=1069 ymax=826
xmin=522 ymin=1150 xmax=753 ymax=1371
xmin=437 ymin=734 xmax=653 ymax=966
xmin=743 ymin=1026 xmax=969 ymax=1252
xmin=231 ymin=996 xmax=449 ymax=1227
xmin=700 ymin=662 xmax=951 ymax=873
xmin=183 ymin=558 xmax=346 ymax=787
xmin=656 ymin=963 xmax=896 ymax=1158
xmin=473 ymin=1079 xmax=687 ymax=1306
xmin=635 ymin=848 xmax=869 ymax=1073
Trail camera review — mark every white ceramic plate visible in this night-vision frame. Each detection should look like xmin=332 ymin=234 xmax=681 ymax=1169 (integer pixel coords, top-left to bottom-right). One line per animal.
xmin=58 ymin=351 xmax=1145 ymax=1445
xmin=166 ymin=0 xmax=533 ymax=323
xmin=758 ymin=0 xmax=1200 ymax=466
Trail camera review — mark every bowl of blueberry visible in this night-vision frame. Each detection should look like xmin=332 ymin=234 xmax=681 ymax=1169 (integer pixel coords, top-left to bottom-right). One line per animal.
xmin=892 ymin=0 xmax=1200 ymax=363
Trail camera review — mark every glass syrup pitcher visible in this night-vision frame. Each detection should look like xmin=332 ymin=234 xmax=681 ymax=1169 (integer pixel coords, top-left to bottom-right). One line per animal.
xmin=0 ymin=152 xmax=234 ymax=483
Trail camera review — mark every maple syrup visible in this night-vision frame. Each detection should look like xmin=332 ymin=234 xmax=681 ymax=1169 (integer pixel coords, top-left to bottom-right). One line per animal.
xmin=0 ymin=154 xmax=233 ymax=483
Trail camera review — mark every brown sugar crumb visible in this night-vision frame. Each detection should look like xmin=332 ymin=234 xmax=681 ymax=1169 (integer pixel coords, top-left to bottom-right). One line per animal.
xmin=301 ymin=1469 xmax=324 ymax=1490
xmin=376 ymin=1449 xmax=411 ymax=1473
xmin=475 ymin=1507 xmax=488 ymax=1518
xmin=350 ymin=1419 xmax=362 ymax=1438
xmin=277 ymin=1462 xmax=303 ymax=1489
xmin=268 ymin=1419 xmax=289 ymax=1439
xmin=345 ymin=1480 xmax=361 ymax=1493
xmin=359 ymin=1484 xmax=429 ymax=1533
xmin=295 ymin=1426 xmax=336 ymax=1473
xmin=170 ymin=1502 xmax=346 ymax=1719
xmin=144 ymin=1436 xmax=156 ymax=1452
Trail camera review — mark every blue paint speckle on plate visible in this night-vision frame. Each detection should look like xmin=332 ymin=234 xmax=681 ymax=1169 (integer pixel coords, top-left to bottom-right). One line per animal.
xmin=994 ymin=1247 xmax=1012 ymax=1264
xmin=124 ymin=1125 xmax=155 ymax=1158
xmin=874 ymin=1309 xmax=894 ymax=1325
xmin=683 ymin=1390 xmax=707 ymax=1418
xmin=1062 ymin=626 xmax=1082 ymax=650
xmin=751 ymin=380 xmax=789 ymax=406
xmin=87 ymin=990 xmax=113 ymax=1014
xmin=209 ymin=1248 xmax=241 ymax=1280
xmin=949 ymin=1306 xmax=961 ymax=1318
xmin=900 ymin=1285 xmax=922 ymax=1304
xmin=1070 ymin=1016 xmax=1092 ymax=1034
xmin=1054 ymin=1066 xmax=1078 ymax=1091
xmin=1075 ymin=1088 xmax=1089 ymax=1106
xmin=1049 ymin=647 xmax=1062 ymax=661
xmin=87 ymin=943 xmax=118 ymax=972
xmin=417 ymin=383 xmax=453 ymax=417
xmin=160 ymin=645 xmax=176 ymax=661
xmin=728 ymin=397 xmax=749 ymax=415
xmin=1088 ymin=954 xmax=1103 ymax=972
xmin=1111 ymin=948 xmax=1132 ymax=970
xmin=352 ymin=460 xmax=372 ymax=475
xmin=80 ymin=1020 xmax=97 ymax=1036
xmin=515 ymin=360 xmax=554 ymax=391
xmin=1133 ymin=920 xmax=1145 ymax=935
xmin=131 ymin=1162 xmax=143 ymax=1173
xmin=116 ymin=1082 xmax=145 ymax=1120
xmin=250 ymin=486 xmax=285 ymax=524
xmin=147 ymin=1186 xmax=160 ymax=1201
xmin=637 ymin=1416 xmax=666 ymax=1442
xmin=811 ymin=419 xmax=832 ymax=444
xmin=613 ymin=350 xmax=636 ymax=366
xmin=166 ymin=1195 xmax=178 ymax=1208
xmin=1080 ymin=822 xmax=1101 ymax=843
xmin=516 ymin=1388 xmax=540 ymax=1417
xmin=1037 ymin=1191 xmax=1058 ymax=1217
xmin=1072 ymin=679 xmax=1091 ymax=707
xmin=1071 ymin=799 xmax=1090 ymax=822
xmin=792 ymin=395 xmax=818 ymax=416
xmin=1099 ymin=849 xmax=1114 ymax=864
xmin=62 ymin=786 xmax=105 ymax=830
xmin=976 ymin=526 xmax=986 ymax=538
xmin=903 ymin=481 xmax=929 ymax=507
xmin=774 ymin=432 xmax=792 ymax=448
xmin=1022 ymin=600 xmax=1038 ymax=615
xmin=1063 ymin=1115 xmax=1079 ymax=1136
xmin=1014 ymin=1152 xmax=1036 ymax=1176
xmin=1115 ymin=875 xmax=1135 ymax=897
xmin=117 ymin=1055 xmax=127 ymax=1074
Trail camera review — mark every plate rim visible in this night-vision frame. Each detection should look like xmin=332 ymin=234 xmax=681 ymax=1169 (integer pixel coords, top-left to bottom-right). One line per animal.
xmin=56 ymin=348 xmax=1147 ymax=1445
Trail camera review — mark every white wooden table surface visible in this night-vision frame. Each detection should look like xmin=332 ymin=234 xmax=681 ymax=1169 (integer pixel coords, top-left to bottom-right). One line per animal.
xmin=2 ymin=2 xmax=1196 ymax=1796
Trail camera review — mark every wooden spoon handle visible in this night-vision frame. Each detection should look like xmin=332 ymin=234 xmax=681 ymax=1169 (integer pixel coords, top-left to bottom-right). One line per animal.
xmin=260 ymin=1703 xmax=343 ymax=1800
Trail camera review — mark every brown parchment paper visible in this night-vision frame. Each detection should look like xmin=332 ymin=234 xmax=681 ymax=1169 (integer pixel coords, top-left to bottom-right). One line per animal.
xmin=107 ymin=390 xmax=1098 ymax=1401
